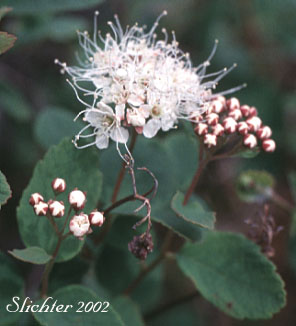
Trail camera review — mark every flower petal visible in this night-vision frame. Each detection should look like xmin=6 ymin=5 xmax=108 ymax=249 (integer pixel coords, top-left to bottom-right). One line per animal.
xmin=110 ymin=127 xmax=129 ymax=144
xmin=96 ymin=133 xmax=109 ymax=149
xmin=143 ymin=119 xmax=161 ymax=138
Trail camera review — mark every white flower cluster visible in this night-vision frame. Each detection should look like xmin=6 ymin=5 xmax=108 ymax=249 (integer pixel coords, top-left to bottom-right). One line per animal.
xmin=56 ymin=11 xmax=240 ymax=154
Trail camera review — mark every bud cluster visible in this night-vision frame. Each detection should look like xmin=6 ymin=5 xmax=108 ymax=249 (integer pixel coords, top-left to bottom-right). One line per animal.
xmin=194 ymin=96 xmax=276 ymax=152
xmin=29 ymin=178 xmax=104 ymax=240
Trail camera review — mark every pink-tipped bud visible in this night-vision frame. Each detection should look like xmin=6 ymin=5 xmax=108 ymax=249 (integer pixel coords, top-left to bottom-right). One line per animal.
xmin=68 ymin=189 xmax=86 ymax=211
xmin=262 ymin=139 xmax=276 ymax=152
xmin=246 ymin=116 xmax=262 ymax=132
xmin=210 ymin=99 xmax=225 ymax=114
xmin=49 ymin=200 xmax=65 ymax=218
xmin=51 ymin=178 xmax=66 ymax=193
xmin=243 ymin=134 xmax=258 ymax=149
xmin=206 ymin=113 xmax=219 ymax=126
xmin=226 ymin=97 xmax=240 ymax=111
xmin=69 ymin=213 xmax=90 ymax=238
xmin=194 ymin=123 xmax=208 ymax=136
xmin=29 ymin=193 xmax=44 ymax=206
xmin=228 ymin=109 xmax=242 ymax=121
xmin=249 ymin=106 xmax=258 ymax=117
xmin=34 ymin=201 xmax=48 ymax=216
xmin=212 ymin=123 xmax=224 ymax=136
xmin=256 ymin=126 xmax=272 ymax=140
xmin=89 ymin=210 xmax=104 ymax=227
xmin=204 ymin=134 xmax=217 ymax=148
xmin=240 ymin=105 xmax=250 ymax=117
xmin=215 ymin=95 xmax=226 ymax=107
xmin=237 ymin=121 xmax=249 ymax=135
xmin=223 ymin=117 xmax=237 ymax=134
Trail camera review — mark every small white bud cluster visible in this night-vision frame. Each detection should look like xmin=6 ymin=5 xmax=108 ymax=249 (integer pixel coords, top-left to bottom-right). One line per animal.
xmin=194 ymin=96 xmax=276 ymax=152
xmin=29 ymin=178 xmax=105 ymax=240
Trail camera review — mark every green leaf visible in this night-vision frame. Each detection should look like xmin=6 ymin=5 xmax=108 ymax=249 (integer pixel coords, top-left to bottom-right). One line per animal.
xmin=0 ymin=81 xmax=32 ymax=122
xmin=176 ymin=232 xmax=286 ymax=319
xmin=33 ymin=285 xmax=124 ymax=326
xmin=1 ymin=0 xmax=104 ymax=14
xmin=171 ymin=191 xmax=215 ymax=229
xmin=0 ymin=31 xmax=16 ymax=54
xmin=101 ymin=133 xmax=203 ymax=241
xmin=34 ymin=106 xmax=84 ymax=150
xmin=236 ymin=170 xmax=275 ymax=203
xmin=113 ymin=296 xmax=144 ymax=326
xmin=0 ymin=252 xmax=24 ymax=326
xmin=17 ymin=138 xmax=102 ymax=262
xmin=8 ymin=246 xmax=52 ymax=264
xmin=0 ymin=7 xmax=12 ymax=21
xmin=0 ymin=170 xmax=11 ymax=209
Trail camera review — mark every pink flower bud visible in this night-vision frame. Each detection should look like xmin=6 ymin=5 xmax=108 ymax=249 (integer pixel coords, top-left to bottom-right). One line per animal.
xmin=51 ymin=178 xmax=66 ymax=193
xmin=29 ymin=193 xmax=44 ymax=206
xmin=262 ymin=139 xmax=276 ymax=152
xmin=34 ymin=201 xmax=48 ymax=216
xmin=210 ymin=99 xmax=225 ymax=114
xmin=246 ymin=116 xmax=262 ymax=132
xmin=240 ymin=105 xmax=250 ymax=117
xmin=215 ymin=95 xmax=226 ymax=107
xmin=212 ymin=123 xmax=224 ymax=136
xmin=49 ymin=200 xmax=65 ymax=218
xmin=228 ymin=109 xmax=242 ymax=121
xmin=226 ymin=97 xmax=240 ymax=111
xmin=237 ymin=121 xmax=249 ymax=135
xmin=89 ymin=210 xmax=104 ymax=227
xmin=243 ymin=134 xmax=258 ymax=149
xmin=223 ymin=117 xmax=237 ymax=133
xmin=206 ymin=113 xmax=219 ymax=126
xmin=204 ymin=134 xmax=217 ymax=148
xmin=194 ymin=123 xmax=208 ymax=136
xmin=256 ymin=126 xmax=272 ymax=140
xmin=68 ymin=189 xmax=86 ymax=211
xmin=249 ymin=106 xmax=258 ymax=117
xmin=69 ymin=213 xmax=90 ymax=238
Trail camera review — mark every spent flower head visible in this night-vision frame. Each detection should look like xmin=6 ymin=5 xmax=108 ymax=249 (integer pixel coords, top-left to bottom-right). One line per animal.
xmin=55 ymin=11 xmax=241 ymax=158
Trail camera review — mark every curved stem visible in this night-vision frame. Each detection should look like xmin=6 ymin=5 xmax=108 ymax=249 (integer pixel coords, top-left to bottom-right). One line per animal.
xmin=111 ymin=130 xmax=138 ymax=203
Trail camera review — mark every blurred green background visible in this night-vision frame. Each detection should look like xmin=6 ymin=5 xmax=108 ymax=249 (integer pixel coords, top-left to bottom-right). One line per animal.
xmin=0 ymin=0 xmax=295 ymax=325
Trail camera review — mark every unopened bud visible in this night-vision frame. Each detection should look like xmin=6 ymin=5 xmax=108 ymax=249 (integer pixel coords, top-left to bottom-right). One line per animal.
xmin=29 ymin=193 xmax=44 ymax=206
xmin=223 ymin=117 xmax=237 ymax=133
xmin=206 ymin=113 xmax=219 ymax=126
xmin=226 ymin=97 xmax=240 ymax=111
xmin=204 ymin=133 xmax=217 ymax=148
xmin=34 ymin=201 xmax=48 ymax=216
xmin=240 ymin=105 xmax=250 ymax=117
xmin=212 ymin=123 xmax=224 ymax=136
xmin=237 ymin=121 xmax=249 ymax=135
xmin=49 ymin=200 xmax=65 ymax=218
xmin=262 ymin=139 xmax=276 ymax=152
xmin=256 ymin=126 xmax=272 ymax=140
xmin=243 ymin=134 xmax=258 ymax=149
xmin=249 ymin=106 xmax=258 ymax=117
xmin=210 ymin=100 xmax=225 ymax=114
xmin=246 ymin=116 xmax=262 ymax=132
xmin=68 ymin=189 xmax=86 ymax=211
xmin=69 ymin=213 xmax=90 ymax=238
xmin=88 ymin=210 xmax=104 ymax=227
xmin=228 ymin=109 xmax=242 ymax=121
xmin=194 ymin=123 xmax=208 ymax=136
xmin=51 ymin=178 xmax=66 ymax=193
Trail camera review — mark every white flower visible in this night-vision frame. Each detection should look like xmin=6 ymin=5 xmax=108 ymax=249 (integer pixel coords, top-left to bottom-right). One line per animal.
xmin=56 ymin=11 xmax=241 ymax=152
xmin=69 ymin=213 xmax=90 ymax=238
xmin=68 ymin=189 xmax=86 ymax=211
xmin=89 ymin=210 xmax=104 ymax=227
